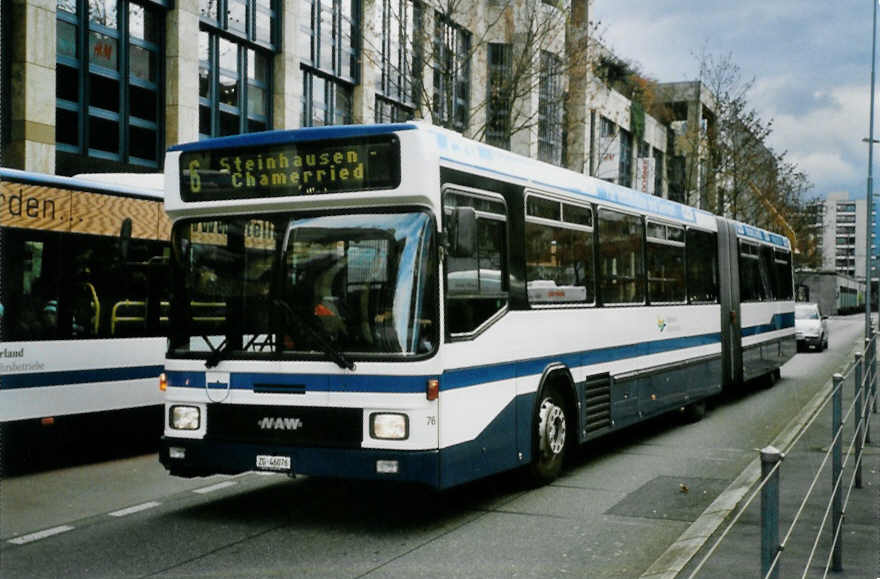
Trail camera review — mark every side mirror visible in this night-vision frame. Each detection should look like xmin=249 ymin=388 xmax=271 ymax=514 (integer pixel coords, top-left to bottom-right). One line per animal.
xmin=449 ymin=206 xmax=477 ymax=258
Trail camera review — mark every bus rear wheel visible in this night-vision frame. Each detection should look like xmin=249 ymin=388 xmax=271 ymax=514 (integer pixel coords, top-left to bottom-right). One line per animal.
xmin=527 ymin=387 xmax=569 ymax=484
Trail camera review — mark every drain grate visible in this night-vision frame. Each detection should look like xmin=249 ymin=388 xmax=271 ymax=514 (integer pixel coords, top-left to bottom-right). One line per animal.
xmin=605 ymin=475 xmax=728 ymax=522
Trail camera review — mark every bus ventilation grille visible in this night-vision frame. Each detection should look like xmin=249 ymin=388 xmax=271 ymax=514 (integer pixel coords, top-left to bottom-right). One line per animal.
xmin=584 ymin=374 xmax=612 ymax=434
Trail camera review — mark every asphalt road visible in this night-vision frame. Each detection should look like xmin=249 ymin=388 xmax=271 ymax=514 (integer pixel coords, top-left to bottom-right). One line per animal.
xmin=0 ymin=315 xmax=868 ymax=578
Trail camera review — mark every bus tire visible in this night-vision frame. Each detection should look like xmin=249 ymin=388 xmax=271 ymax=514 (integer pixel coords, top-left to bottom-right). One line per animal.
xmin=527 ymin=386 xmax=569 ymax=484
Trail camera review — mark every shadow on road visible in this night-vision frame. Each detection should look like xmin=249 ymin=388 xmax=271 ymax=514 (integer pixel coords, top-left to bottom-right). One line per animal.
xmin=0 ymin=406 xmax=163 ymax=477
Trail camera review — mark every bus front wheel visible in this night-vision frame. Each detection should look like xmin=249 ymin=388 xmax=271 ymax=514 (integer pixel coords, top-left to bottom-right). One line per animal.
xmin=527 ymin=387 xmax=569 ymax=484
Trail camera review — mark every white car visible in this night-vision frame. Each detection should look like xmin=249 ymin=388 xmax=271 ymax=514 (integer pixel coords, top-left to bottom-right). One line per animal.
xmin=795 ymin=303 xmax=829 ymax=351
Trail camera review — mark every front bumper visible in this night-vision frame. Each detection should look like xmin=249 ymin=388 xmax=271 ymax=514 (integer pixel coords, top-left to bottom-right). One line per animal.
xmin=796 ymin=334 xmax=822 ymax=348
xmin=160 ymin=437 xmax=442 ymax=488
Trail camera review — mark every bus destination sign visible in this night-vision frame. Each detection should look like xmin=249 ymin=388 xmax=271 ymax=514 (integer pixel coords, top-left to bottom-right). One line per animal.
xmin=179 ymin=135 xmax=400 ymax=201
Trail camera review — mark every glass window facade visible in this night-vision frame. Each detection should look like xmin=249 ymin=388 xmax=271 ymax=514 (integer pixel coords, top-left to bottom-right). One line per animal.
xmin=538 ymin=51 xmax=563 ymax=165
xmin=432 ymin=12 xmax=470 ymax=132
xmin=198 ymin=0 xmax=275 ymax=138
xmin=300 ymin=0 xmax=359 ymax=127
xmin=486 ymin=43 xmax=512 ymax=149
xmin=374 ymin=0 xmax=415 ymax=123
xmin=56 ymin=0 xmax=165 ymax=168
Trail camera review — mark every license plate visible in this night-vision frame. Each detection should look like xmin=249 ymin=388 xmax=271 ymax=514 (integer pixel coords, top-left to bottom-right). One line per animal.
xmin=256 ymin=455 xmax=291 ymax=472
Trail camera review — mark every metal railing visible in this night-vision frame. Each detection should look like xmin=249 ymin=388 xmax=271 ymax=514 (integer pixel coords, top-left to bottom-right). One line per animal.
xmin=688 ymin=334 xmax=878 ymax=578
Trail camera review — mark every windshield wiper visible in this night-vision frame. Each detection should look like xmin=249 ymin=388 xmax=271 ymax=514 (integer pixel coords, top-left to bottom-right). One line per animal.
xmin=273 ymin=299 xmax=355 ymax=370
xmin=205 ymin=338 xmax=231 ymax=369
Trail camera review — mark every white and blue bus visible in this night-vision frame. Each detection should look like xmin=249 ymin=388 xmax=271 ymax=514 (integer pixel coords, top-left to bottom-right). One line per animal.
xmin=0 ymin=168 xmax=170 ymax=464
xmin=159 ymin=123 xmax=795 ymax=488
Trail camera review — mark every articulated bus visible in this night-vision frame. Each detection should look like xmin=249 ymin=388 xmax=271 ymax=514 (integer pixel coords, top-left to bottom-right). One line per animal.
xmin=159 ymin=123 xmax=795 ymax=489
xmin=0 ymin=168 xmax=170 ymax=463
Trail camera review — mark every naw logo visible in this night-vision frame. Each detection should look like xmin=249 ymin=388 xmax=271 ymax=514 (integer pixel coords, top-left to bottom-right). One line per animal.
xmin=657 ymin=316 xmax=667 ymax=333
xmin=257 ymin=417 xmax=303 ymax=431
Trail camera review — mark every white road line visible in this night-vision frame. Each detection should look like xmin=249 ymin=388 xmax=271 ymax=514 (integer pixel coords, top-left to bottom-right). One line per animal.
xmin=8 ymin=525 xmax=75 ymax=545
xmin=192 ymin=480 xmax=238 ymax=494
xmin=108 ymin=501 xmax=161 ymax=517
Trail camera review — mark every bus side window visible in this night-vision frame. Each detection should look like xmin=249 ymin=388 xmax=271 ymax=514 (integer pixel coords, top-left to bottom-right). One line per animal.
xmin=444 ymin=191 xmax=509 ymax=336
xmin=739 ymin=241 xmax=771 ymax=302
xmin=598 ymin=208 xmax=644 ymax=305
xmin=686 ymin=228 xmax=718 ymax=303
xmin=773 ymin=249 xmax=793 ymax=300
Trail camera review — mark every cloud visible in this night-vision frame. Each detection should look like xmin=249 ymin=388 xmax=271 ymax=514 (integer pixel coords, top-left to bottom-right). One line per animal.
xmin=591 ymin=0 xmax=874 ymax=197
xmin=754 ymin=81 xmax=871 ymax=194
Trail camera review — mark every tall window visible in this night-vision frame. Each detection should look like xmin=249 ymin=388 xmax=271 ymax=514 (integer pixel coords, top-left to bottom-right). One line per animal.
xmin=538 ymin=51 xmax=563 ymax=165
xmin=56 ymin=0 xmax=166 ymax=169
xmin=300 ymin=0 xmax=359 ymax=127
xmin=668 ymin=155 xmax=685 ymax=203
xmin=618 ymin=127 xmax=632 ymax=188
xmin=198 ymin=0 xmax=275 ymax=138
xmin=375 ymin=0 xmax=416 ymax=123
xmin=432 ymin=12 xmax=470 ymax=132
xmin=486 ymin=43 xmax=512 ymax=149
xmin=652 ymin=147 xmax=663 ymax=196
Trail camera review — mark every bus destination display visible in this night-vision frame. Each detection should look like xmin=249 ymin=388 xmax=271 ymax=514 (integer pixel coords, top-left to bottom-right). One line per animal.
xmin=179 ymin=135 xmax=400 ymax=201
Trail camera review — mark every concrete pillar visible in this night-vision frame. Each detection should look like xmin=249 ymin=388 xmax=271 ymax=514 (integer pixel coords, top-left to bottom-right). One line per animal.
xmin=509 ymin=19 xmax=537 ymax=159
xmin=565 ymin=0 xmax=590 ymax=173
xmin=9 ymin=0 xmax=55 ymax=172
xmin=274 ymin=0 xmax=301 ymax=129
xmin=352 ymin=0 xmax=380 ymax=125
xmin=685 ymin=97 xmax=702 ymax=208
xmin=165 ymin=0 xmax=200 ymax=147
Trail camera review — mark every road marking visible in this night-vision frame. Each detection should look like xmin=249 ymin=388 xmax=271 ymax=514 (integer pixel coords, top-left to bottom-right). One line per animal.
xmin=108 ymin=501 xmax=161 ymax=517
xmin=8 ymin=525 xmax=75 ymax=545
xmin=192 ymin=480 xmax=238 ymax=494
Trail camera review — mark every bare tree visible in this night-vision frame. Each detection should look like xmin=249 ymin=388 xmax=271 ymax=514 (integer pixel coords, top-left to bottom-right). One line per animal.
xmin=687 ymin=50 xmax=814 ymax=230
xmin=362 ymin=0 xmax=598 ymax=167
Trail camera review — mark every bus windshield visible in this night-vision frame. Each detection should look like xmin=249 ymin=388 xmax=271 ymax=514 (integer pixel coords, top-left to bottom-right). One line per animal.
xmin=169 ymin=211 xmax=437 ymax=362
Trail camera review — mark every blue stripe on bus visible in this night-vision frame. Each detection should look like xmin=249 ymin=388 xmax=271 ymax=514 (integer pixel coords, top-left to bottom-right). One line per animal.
xmin=741 ymin=312 xmax=795 ymax=337
xmin=168 ymin=124 xmax=418 ymax=152
xmin=0 ymin=365 xmax=165 ymax=390
xmin=164 ymin=313 xmax=792 ymax=394
xmin=442 ymin=331 xmax=722 ymax=390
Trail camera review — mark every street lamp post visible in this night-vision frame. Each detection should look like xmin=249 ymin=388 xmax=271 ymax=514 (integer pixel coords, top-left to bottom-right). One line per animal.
xmin=867 ymin=0 xmax=878 ymax=340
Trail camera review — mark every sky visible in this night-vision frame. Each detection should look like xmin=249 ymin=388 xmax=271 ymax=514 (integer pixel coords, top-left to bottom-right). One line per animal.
xmin=591 ymin=1 xmax=878 ymax=200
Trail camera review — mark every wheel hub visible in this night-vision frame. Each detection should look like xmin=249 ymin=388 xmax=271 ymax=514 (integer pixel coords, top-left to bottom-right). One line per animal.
xmin=538 ymin=398 xmax=566 ymax=456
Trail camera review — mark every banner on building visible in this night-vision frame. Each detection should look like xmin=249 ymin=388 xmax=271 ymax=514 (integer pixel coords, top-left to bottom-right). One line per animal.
xmin=596 ymin=134 xmax=620 ymax=182
xmin=636 ymin=157 xmax=656 ymax=195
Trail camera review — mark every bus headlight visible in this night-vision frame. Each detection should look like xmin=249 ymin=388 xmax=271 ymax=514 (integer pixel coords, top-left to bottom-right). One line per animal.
xmin=370 ymin=413 xmax=408 ymax=440
xmin=170 ymin=405 xmax=201 ymax=430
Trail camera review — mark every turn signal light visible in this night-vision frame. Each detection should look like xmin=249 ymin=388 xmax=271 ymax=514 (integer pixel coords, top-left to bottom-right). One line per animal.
xmin=159 ymin=372 xmax=167 ymax=391
xmin=426 ymin=378 xmax=439 ymax=401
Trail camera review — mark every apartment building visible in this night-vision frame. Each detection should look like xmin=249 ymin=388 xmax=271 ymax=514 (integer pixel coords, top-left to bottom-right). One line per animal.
xmin=813 ymin=191 xmax=877 ymax=282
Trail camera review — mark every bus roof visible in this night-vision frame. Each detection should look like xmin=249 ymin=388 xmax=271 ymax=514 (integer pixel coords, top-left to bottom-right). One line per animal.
xmin=1 ymin=167 xmax=164 ymax=201
xmin=167 ymin=123 xmax=418 ymax=153
xmin=163 ymin=122 xmax=790 ymax=250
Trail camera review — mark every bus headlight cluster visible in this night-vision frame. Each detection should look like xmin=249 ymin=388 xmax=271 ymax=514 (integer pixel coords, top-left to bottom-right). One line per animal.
xmin=370 ymin=413 xmax=408 ymax=440
xmin=170 ymin=405 xmax=201 ymax=430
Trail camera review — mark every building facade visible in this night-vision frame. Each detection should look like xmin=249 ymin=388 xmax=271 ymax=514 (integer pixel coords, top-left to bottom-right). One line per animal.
xmin=812 ymin=191 xmax=877 ymax=284
xmin=2 ymin=0 xmax=684 ymax=204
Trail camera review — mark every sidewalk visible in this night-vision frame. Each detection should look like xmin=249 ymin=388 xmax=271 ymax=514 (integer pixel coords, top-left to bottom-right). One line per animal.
xmin=668 ymin=360 xmax=880 ymax=577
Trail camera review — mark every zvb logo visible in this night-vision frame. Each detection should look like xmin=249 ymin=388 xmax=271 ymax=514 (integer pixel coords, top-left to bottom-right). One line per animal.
xmin=257 ymin=417 xmax=303 ymax=431
xmin=657 ymin=316 xmax=667 ymax=333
